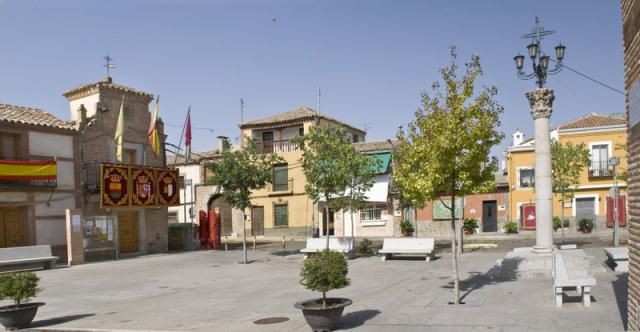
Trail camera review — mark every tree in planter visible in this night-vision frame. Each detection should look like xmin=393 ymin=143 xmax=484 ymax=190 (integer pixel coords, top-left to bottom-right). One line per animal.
xmin=208 ymin=140 xmax=283 ymax=264
xmin=551 ymin=140 xmax=589 ymax=243
xmin=393 ymin=47 xmax=503 ymax=304
xmin=299 ymin=249 xmax=350 ymax=308
xmin=293 ymin=125 xmax=377 ymax=249
xmin=0 ymin=272 xmax=40 ymax=306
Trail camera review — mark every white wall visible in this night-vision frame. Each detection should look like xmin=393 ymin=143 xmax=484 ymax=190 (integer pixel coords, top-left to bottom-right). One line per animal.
xmin=29 ymin=132 xmax=74 ymax=158
xmin=56 ymin=160 xmax=76 ymax=189
xmin=34 ymin=193 xmax=76 ymax=216
xmin=35 ymin=219 xmax=67 ymax=246
xmin=169 ymin=164 xmax=202 ymax=224
xmin=69 ymin=94 xmax=100 ymax=122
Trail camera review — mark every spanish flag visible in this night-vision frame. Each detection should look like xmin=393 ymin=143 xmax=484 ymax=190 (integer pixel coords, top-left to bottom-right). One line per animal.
xmin=148 ymin=96 xmax=161 ymax=158
xmin=115 ymin=96 xmax=125 ymax=163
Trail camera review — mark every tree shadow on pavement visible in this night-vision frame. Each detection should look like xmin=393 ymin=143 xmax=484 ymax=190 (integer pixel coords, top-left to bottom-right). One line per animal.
xmin=612 ymin=272 xmax=628 ymax=330
xmin=336 ymin=309 xmax=381 ymax=330
xmin=440 ymin=256 xmax=522 ymax=302
xmin=31 ymin=313 xmax=95 ymax=328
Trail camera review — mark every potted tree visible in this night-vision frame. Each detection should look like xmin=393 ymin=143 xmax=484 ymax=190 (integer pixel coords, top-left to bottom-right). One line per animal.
xmin=399 ymin=220 xmax=414 ymax=237
xmin=463 ymin=218 xmax=478 ymax=235
xmin=578 ymin=218 xmax=594 ymax=234
xmin=295 ymin=249 xmax=352 ymax=331
xmin=0 ymin=271 xmax=43 ymax=330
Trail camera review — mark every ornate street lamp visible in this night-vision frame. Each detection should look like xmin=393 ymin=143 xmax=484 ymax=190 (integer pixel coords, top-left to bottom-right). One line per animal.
xmin=513 ymin=17 xmax=566 ymax=255
xmin=514 ymin=17 xmax=566 ymax=88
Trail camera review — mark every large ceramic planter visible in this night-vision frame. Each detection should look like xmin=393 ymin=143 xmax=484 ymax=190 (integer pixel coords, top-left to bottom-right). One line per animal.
xmin=402 ymin=231 xmax=413 ymax=237
xmin=0 ymin=302 xmax=44 ymax=330
xmin=295 ymin=298 xmax=352 ymax=332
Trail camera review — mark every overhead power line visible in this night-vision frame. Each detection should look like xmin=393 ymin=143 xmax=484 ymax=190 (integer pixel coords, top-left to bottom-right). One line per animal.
xmin=550 ymin=59 xmax=625 ymax=95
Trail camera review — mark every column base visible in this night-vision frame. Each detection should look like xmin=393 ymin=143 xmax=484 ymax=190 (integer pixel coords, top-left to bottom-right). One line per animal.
xmin=533 ymin=245 xmax=554 ymax=256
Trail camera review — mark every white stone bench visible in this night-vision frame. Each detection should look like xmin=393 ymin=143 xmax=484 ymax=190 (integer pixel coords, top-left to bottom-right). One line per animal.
xmin=553 ymin=253 xmax=596 ymax=308
xmin=378 ymin=238 xmax=435 ymax=262
xmin=300 ymin=237 xmax=354 ymax=259
xmin=604 ymin=247 xmax=629 ymax=272
xmin=0 ymin=245 xmax=58 ymax=270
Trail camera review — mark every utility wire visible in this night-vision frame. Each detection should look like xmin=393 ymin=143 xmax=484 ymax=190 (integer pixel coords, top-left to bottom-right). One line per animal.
xmin=551 ymin=59 xmax=625 ymax=95
xmin=164 ymin=122 xmax=215 ymax=133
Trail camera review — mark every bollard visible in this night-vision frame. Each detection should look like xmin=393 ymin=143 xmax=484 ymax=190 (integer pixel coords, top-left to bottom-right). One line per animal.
xmin=282 ymin=236 xmax=286 ymax=252
xmin=253 ymin=235 xmax=256 ymax=252
xmin=224 ymin=235 xmax=228 ymax=252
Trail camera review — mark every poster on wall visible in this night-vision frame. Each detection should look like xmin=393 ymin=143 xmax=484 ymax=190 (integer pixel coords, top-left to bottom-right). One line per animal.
xmin=433 ymin=198 xmax=463 ymax=220
xmin=100 ymin=165 xmax=130 ymax=207
xmin=131 ymin=167 xmax=156 ymax=206
xmin=157 ymin=169 xmax=180 ymax=206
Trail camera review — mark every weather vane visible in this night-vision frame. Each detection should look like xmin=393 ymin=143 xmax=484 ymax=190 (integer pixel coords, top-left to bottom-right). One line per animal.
xmin=104 ymin=55 xmax=115 ymax=78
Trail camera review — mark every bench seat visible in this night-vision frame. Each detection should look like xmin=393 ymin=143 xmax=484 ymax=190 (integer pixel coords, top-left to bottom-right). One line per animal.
xmin=378 ymin=238 xmax=435 ymax=262
xmin=0 ymin=245 xmax=59 ymax=270
xmin=604 ymin=247 xmax=629 ymax=272
xmin=553 ymin=253 xmax=596 ymax=307
xmin=300 ymin=238 xmax=354 ymax=259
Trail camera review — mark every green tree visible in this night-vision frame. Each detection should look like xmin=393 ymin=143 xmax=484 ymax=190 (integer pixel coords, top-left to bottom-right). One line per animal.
xmin=293 ymin=125 xmax=377 ymax=249
xmin=393 ymin=48 xmax=503 ymax=304
xmin=208 ymin=140 xmax=282 ymax=264
xmin=342 ymin=152 xmax=381 ymax=242
xmin=551 ymin=140 xmax=590 ymax=243
xmin=299 ymin=249 xmax=350 ymax=308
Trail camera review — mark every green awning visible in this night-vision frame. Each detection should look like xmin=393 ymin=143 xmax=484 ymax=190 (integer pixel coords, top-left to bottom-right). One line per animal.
xmin=369 ymin=152 xmax=391 ymax=174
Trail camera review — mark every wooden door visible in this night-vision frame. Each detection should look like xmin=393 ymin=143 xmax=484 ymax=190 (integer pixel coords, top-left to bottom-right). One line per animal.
xmin=252 ymin=206 xmax=264 ymax=236
xmin=0 ymin=207 xmax=26 ymax=248
xmin=482 ymin=201 xmax=498 ymax=232
xmin=118 ymin=212 xmax=139 ymax=253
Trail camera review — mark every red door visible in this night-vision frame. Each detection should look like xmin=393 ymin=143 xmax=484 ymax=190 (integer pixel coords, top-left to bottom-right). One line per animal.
xmin=607 ymin=195 xmax=627 ymax=227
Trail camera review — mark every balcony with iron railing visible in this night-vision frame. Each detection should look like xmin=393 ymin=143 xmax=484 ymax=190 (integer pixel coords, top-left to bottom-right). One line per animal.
xmin=589 ymin=160 xmax=614 ymax=178
xmin=0 ymin=158 xmax=57 ymax=188
xmin=267 ymin=178 xmax=294 ymax=195
xmin=255 ymin=140 xmax=301 ymax=155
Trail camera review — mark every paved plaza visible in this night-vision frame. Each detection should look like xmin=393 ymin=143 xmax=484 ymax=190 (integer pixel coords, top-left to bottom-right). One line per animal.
xmin=22 ymin=242 xmax=627 ymax=332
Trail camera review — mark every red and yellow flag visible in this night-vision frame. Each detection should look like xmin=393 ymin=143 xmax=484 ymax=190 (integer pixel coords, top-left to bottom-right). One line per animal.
xmin=148 ymin=96 xmax=161 ymax=158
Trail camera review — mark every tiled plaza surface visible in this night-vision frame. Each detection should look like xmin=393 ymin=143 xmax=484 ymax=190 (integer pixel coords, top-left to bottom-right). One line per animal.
xmin=19 ymin=242 xmax=627 ymax=332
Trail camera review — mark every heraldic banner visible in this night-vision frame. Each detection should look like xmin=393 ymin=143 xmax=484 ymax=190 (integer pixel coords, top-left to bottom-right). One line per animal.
xmin=131 ymin=167 xmax=156 ymax=206
xmin=157 ymin=168 xmax=180 ymax=206
xmin=101 ymin=164 xmax=130 ymax=207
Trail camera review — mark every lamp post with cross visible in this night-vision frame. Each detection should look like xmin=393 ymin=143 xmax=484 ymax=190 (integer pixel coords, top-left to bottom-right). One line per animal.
xmin=513 ymin=17 xmax=567 ymax=255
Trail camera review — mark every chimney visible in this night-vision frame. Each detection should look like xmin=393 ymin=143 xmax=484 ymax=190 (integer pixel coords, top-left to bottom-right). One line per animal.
xmin=512 ymin=129 xmax=524 ymax=146
xmin=79 ymin=104 xmax=87 ymax=124
xmin=217 ymin=136 xmax=229 ymax=152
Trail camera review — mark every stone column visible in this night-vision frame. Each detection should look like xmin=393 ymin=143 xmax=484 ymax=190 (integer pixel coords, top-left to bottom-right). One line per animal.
xmin=526 ymin=88 xmax=555 ymax=255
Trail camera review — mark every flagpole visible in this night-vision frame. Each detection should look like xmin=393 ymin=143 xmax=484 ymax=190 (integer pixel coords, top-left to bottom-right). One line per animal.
xmin=173 ymin=106 xmax=190 ymax=167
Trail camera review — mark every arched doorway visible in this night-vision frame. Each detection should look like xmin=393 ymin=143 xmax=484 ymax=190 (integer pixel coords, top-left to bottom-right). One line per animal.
xmin=208 ymin=194 xmax=233 ymax=236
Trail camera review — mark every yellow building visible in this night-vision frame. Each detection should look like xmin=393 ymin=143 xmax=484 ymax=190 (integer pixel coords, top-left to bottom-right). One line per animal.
xmin=239 ymin=107 xmax=366 ymax=238
xmin=506 ymin=113 xmax=627 ymax=231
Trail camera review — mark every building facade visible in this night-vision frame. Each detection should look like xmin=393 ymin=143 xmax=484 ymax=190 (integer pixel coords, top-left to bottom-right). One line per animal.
xmin=622 ymin=0 xmax=640 ymax=329
xmin=0 ymin=104 xmax=80 ymax=260
xmin=239 ymin=107 xmax=366 ymax=238
xmin=506 ymin=113 xmax=627 ymax=233
xmin=63 ymin=76 xmax=169 ymax=259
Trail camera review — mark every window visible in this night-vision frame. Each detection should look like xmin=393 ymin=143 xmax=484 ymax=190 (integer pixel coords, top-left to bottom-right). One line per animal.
xmin=274 ymin=204 xmax=288 ymax=227
xmin=123 ymin=148 xmax=136 ymax=164
xmin=360 ymin=203 xmax=386 ymax=222
xmin=590 ymin=143 xmax=610 ymax=171
xmin=273 ymin=164 xmax=288 ymax=191
xmin=519 ymin=168 xmax=535 ymax=188
xmin=299 ymin=127 xmax=304 ymax=136
xmin=0 ymin=133 xmax=18 ymax=159
xmin=352 ymin=134 xmax=359 ymax=143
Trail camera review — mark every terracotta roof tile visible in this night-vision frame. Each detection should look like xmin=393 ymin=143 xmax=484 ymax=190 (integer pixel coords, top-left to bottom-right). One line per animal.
xmin=63 ymin=77 xmax=153 ymax=99
xmin=0 ymin=104 xmax=76 ymax=131
xmin=353 ymin=140 xmax=395 ymax=152
xmin=558 ymin=113 xmax=626 ymax=130
xmin=240 ymin=106 xmax=365 ymax=133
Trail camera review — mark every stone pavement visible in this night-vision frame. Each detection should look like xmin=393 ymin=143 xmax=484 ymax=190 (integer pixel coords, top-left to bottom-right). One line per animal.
xmin=16 ymin=245 xmax=628 ymax=332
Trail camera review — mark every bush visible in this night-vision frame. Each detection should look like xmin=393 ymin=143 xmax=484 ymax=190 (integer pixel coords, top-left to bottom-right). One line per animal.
xmin=400 ymin=220 xmax=414 ymax=234
xmin=463 ymin=218 xmax=478 ymax=233
xmin=357 ymin=238 xmax=374 ymax=255
xmin=503 ymin=221 xmax=518 ymax=234
xmin=0 ymin=272 xmax=40 ymax=305
xmin=300 ymin=250 xmax=350 ymax=308
xmin=578 ymin=218 xmax=593 ymax=232
xmin=552 ymin=217 xmax=570 ymax=230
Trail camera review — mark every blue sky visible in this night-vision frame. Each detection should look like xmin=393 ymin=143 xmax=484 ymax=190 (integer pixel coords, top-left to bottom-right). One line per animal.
xmin=0 ymin=0 xmax=625 ymax=159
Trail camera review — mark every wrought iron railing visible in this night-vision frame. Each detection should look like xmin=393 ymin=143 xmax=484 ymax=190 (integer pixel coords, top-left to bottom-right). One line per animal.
xmin=0 ymin=158 xmax=57 ymax=188
xmin=589 ymin=160 xmax=613 ymax=177
xmin=267 ymin=178 xmax=294 ymax=193
xmin=82 ymin=160 xmax=101 ymax=192
xmin=255 ymin=140 xmax=300 ymax=154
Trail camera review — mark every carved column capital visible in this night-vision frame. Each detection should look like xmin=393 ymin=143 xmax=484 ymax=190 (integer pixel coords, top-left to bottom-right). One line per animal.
xmin=526 ymin=88 xmax=555 ymax=120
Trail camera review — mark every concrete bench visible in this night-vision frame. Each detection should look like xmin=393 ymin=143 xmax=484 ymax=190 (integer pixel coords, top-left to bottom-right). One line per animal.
xmin=0 ymin=245 xmax=58 ymax=270
xmin=300 ymin=237 xmax=354 ymax=259
xmin=553 ymin=253 xmax=596 ymax=308
xmin=378 ymin=238 xmax=435 ymax=262
xmin=604 ymin=247 xmax=629 ymax=272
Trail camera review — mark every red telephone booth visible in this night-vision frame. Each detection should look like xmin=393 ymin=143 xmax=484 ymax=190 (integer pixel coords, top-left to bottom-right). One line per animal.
xmin=520 ymin=203 xmax=536 ymax=230
xmin=208 ymin=209 xmax=221 ymax=249
xmin=199 ymin=210 xmax=209 ymax=249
